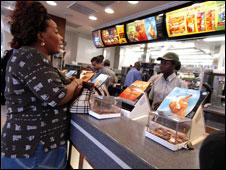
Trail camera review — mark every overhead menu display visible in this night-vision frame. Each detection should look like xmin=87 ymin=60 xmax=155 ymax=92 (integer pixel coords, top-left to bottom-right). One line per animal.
xmin=101 ymin=25 xmax=127 ymax=46
xmin=116 ymin=25 xmax=127 ymax=44
xmin=92 ymin=30 xmax=104 ymax=48
xmin=126 ymin=14 xmax=164 ymax=43
xmin=166 ymin=1 xmax=225 ymax=37
xmin=102 ymin=27 xmax=119 ymax=46
xmin=127 ymin=20 xmax=148 ymax=42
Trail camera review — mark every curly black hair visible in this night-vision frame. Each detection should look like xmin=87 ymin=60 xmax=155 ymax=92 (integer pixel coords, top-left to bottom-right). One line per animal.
xmin=9 ymin=1 xmax=51 ymax=49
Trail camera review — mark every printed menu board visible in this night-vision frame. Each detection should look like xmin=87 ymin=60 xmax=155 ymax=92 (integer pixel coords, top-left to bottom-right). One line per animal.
xmin=126 ymin=14 xmax=164 ymax=43
xmin=92 ymin=30 xmax=104 ymax=48
xmin=119 ymin=80 xmax=150 ymax=102
xmin=166 ymin=1 xmax=225 ymax=37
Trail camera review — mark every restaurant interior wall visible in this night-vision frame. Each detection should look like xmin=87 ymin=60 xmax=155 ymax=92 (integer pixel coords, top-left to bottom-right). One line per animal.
xmin=1 ymin=15 xmax=12 ymax=56
xmin=64 ymin=30 xmax=79 ymax=65
xmin=64 ymin=26 xmax=103 ymax=66
xmin=103 ymin=47 xmax=115 ymax=68
xmin=76 ymin=36 xmax=103 ymax=65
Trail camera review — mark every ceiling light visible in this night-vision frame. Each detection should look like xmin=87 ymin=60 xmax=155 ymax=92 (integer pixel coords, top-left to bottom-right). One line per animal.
xmin=89 ymin=15 xmax=97 ymax=21
xmin=46 ymin=1 xmax=57 ymax=6
xmin=128 ymin=1 xmax=139 ymax=5
xmin=5 ymin=6 xmax=14 ymax=10
xmin=105 ymin=7 xmax=114 ymax=14
xmin=203 ymin=36 xmax=225 ymax=42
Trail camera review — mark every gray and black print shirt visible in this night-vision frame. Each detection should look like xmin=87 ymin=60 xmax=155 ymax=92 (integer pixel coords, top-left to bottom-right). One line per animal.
xmin=1 ymin=46 xmax=69 ymax=158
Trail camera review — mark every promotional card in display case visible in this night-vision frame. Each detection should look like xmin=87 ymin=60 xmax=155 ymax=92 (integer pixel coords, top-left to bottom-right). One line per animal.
xmin=119 ymin=80 xmax=151 ymax=105
xmin=145 ymin=87 xmax=208 ymax=150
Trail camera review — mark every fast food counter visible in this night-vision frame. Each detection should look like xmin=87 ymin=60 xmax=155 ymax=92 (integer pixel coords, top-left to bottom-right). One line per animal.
xmin=69 ymin=114 xmax=201 ymax=169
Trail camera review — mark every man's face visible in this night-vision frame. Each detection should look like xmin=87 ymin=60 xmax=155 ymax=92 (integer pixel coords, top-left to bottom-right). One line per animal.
xmin=159 ymin=60 xmax=174 ymax=73
xmin=92 ymin=61 xmax=102 ymax=70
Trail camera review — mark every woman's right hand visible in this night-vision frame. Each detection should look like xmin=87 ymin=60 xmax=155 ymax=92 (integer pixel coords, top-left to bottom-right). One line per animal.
xmin=59 ymin=78 xmax=83 ymax=105
xmin=71 ymin=78 xmax=83 ymax=98
xmin=71 ymin=78 xmax=83 ymax=87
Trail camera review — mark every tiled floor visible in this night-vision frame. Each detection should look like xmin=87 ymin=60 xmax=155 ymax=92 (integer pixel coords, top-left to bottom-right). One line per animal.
xmin=1 ymin=105 xmax=92 ymax=169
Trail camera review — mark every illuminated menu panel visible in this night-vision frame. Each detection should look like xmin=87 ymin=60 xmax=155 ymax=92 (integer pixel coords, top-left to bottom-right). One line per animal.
xmin=101 ymin=27 xmax=119 ymax=46
xmin=101 ymin=25 xmax=127 ymax=46
xmin=166 ymin=1 xmax=225 ymax=37
xmin=115 ymin=25 xmax=127 ymax=44
xmin=126 ymin=14 xmax=164 ymax=43
xmin=92 ymin=30 xmax=104 ymax=48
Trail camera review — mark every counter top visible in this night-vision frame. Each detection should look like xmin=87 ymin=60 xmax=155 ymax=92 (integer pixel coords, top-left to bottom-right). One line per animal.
xmin=70 ymin=114 xmax=201 ymax=169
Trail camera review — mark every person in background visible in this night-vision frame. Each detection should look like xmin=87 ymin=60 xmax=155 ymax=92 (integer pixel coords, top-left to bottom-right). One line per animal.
xmin=103 ymin=59 xmax=112 ymax=69
xmin=91 ymin=55 xmax=117 ymax=87
xmin=103 ymin=59 xmax=119 ymax=95
xmin=124 ymin=61 xmax=142 ymax=87
xmin=97 ymin=54 xmax=104 ymax=63
xmin=148 ymin=52 xmax=187 ymax=110
xmin=199 ymin=131 xmax=225 ymax=169
xmin=103 ymin=59 xmax=117 ymax=81
xmin=1 ymin=2 xmax=83 ymax=169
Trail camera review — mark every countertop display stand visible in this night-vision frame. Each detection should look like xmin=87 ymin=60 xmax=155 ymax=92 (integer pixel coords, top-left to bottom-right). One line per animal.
xmin=189 ymin=105 xmax=207 ymax=145
xmin=145 ymin=91 xmax=208 ymax=151
xmin=121 ymin=93 xmax=151 ymax=120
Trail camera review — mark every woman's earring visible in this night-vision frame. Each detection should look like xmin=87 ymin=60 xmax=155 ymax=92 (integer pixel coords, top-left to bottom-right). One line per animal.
xmin=41 ymin=42 xmax=45 ymax=46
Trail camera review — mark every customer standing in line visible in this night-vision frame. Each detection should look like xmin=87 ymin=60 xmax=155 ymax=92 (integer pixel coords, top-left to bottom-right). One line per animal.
xmin=91 ymin=55 xmax=117 ymax=87
xmin=148 ymin=52 xmax=187 ymax=110
xmin=124 ymin=61 xmax=142 ymax=88
xmin=1 ymin=1 xmax=83 ymax=169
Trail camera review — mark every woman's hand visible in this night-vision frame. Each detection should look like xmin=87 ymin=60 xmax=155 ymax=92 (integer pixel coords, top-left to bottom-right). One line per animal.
xmin=59 ymin=78 xmax=83 ymax=105
xmin=71 ymin=78 xmax=83 ymax=98
xmin=71 ymin=78 xmax=83 ymax=87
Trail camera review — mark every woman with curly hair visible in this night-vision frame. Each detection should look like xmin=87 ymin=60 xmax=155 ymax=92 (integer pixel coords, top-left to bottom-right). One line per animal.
xmin=1 ymin=2 xmax=83 ymax=169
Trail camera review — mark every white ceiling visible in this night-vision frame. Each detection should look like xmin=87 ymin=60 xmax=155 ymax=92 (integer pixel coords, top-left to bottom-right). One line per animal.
xmin=1 ymin=1 xmax=191 ymax=36
xmin=41 ymin=1 xmax=190 ymax=35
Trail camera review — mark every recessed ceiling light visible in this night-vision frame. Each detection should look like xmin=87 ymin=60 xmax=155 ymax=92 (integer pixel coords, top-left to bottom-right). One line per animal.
xmin=128 ymin=1 xmax=139 ymax=5
xmin=89 ymin=15 xmax=97 ymax=21
xmin=105 ymin=7 xmax=114 ymax=14
xmin=46 ymin=1 xmax=57 ymax=6
xmin=6 ymin=6 xmax=14 ymax=10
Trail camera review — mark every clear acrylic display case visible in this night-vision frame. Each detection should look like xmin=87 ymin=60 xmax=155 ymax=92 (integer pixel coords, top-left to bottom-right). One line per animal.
xmin=89 ymin=95 xmax=121 ymax=119
xmin=145 ymin=111 xmax=192 ymax=151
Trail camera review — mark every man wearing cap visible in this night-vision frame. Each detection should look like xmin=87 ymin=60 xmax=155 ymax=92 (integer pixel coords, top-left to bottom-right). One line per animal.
xmin=148 ymin=52 xmax=187 ymax=110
